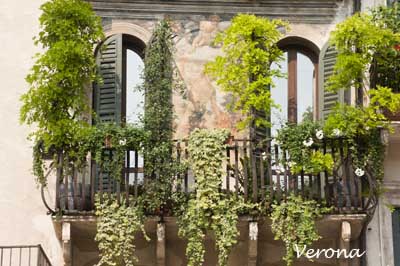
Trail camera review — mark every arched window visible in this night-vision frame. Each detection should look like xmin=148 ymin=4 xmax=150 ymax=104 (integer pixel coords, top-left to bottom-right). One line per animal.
xmin=271 ymin=37 xmax=320 ymax=136
xmin=93 ymin=34 xmax=146 ymax=192
xmin=94 ymin=34 xmax=145 ymax=124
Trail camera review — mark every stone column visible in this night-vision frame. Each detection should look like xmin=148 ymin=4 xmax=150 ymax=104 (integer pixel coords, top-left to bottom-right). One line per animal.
xmin=62 ymin=222 xmax=72 ymax=266
xmin=339 ymin=221 xmax=351 ymax=266
xmin=156 ymin=222 xmax=166 ymax=266
xmin=248 ymin=221 xmax=258 ymax=266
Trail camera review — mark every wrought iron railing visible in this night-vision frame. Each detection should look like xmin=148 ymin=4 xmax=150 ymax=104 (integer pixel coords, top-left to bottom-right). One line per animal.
xmin=47 ymin=137 xmax=377 ymax=215
xmin=0 ymin=245 xmax=52 ymax=266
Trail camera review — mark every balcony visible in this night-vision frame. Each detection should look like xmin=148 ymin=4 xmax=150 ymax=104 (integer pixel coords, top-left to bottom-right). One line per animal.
xmin=0 ymin=245 xmax=52 ymax=266
xmin=46 ymin=136 xmax=377 ymax=216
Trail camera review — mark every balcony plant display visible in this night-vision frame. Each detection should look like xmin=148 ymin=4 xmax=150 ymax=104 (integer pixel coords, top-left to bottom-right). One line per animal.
xmin=20 ymin=0 xmax=400 ymax=265
xmin=177 ymin=129 xmax=255 ymax=266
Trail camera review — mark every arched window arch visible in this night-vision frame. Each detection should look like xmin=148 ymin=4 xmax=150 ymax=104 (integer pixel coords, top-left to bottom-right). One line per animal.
xmin=271 ymin=36 xmax=320 ymax=135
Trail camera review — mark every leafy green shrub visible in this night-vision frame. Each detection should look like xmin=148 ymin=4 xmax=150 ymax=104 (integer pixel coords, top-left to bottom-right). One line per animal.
xmin=205 ymin=14 xmax=288 ymax=129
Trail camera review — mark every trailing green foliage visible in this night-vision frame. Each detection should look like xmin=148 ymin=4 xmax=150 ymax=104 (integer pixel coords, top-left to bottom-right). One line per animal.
xmin=276 ymin=118 xmax=333 ymax=175
xmin=177 ymin=129 xmax=250 ymax=266
xmin=205 ymin=14 xmax=288 ymax=129
xmin=20 ymin=0 xmax=104 ymax=186
xmin=270 ymin=195 xmax=331 ymax=266
xmin=82 ymin=123 xmax=148 ymax=181
xmin=323 ymin=87 xmax=400 ymax=179
xmin=328 ymin=12 xmax=400 ymax=92
xmin=324 ymin=4 xmax=400 ymax=183
xmin=95 ymin=194 xmax=148 ymax=266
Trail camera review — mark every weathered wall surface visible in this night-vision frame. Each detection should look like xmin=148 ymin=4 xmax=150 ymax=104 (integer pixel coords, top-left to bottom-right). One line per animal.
xmin=3 ymin=0 xmax=396 ymax=266
xmin=100 ymin=4 xmax=353 ymax=139
xmin=0 ymin=0 xmax=64 ymax=264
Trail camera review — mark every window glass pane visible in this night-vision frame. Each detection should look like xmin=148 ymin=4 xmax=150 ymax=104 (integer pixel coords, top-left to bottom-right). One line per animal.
xmin=126 ymin=49 xmax=144 ymax=124
xmin=271 ymin=52 xmax=288 ymax=136
xmin=297 ymin=52 xmax=314 ymax=122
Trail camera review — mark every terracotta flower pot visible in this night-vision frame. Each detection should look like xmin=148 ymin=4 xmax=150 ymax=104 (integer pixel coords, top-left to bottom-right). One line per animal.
xmin=225 ymin=134 xmax=234 ymax=145
xmin=104 ymin=135 xmax=112 ymax=148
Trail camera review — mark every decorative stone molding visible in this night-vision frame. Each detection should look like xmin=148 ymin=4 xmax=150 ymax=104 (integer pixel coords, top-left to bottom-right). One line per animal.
xmin=88 ymin=0 xmax=342 ymax=24
xmin=103 ymin=21 xmax=152 ymax=44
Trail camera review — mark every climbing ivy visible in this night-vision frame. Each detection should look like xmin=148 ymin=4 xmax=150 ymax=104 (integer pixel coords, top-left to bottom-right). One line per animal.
xmin=138 ymin=20 xmax=180 ymax=214
xmin=95 ymin=194 xmax=149 ymax=266
xmin=205 ymin=14 xmax=288 ymax=129
xmin=270 ymin=194 xmax=331 ymax=266
xmin=20 ymin=0 xmax=104 ymax=186
xmin=177 ymin=129 xmax=251 ymax=266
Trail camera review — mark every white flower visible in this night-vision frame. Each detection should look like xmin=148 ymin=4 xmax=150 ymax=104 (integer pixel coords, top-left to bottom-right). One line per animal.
xmin=262 ymin=152 xmax=267 ymax=160
xmin=271 ymin=139 xmax=281 ymax=146
xmin=288 ymin=161 xmax=297 ymax=168
xmin=355 ymin=168 xmax=365 ymax=177
xmin=119 ymin=138 xmax=127 ymax=146
xmin=316 ymin=130 xmax=324 ymax=140
xmin=333 ymin=128 xmax=342 ymax=137
xmin=272 ymin=164 xmax=285 ymax=173
xmin=303 ymin=138 xmax=314 ymax=147
xmin=365 ymin=126 xmax=370 ymax=131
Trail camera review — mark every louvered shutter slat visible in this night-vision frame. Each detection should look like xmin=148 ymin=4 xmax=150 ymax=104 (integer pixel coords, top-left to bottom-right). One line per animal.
xmin=318 ymin=44 xmax=344 ymax=120
xmin=93 ymin=34 xmax=123 ymax=193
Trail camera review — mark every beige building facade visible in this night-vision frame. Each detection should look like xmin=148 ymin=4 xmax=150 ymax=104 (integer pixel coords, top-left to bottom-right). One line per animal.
xmin=1 ymin=0 xmax=399 ymax=265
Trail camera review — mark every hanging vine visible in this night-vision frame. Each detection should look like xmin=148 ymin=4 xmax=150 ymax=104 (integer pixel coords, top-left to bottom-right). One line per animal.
xmin=177 ymin=129 xmax=250 ymax=266
xmin=95 ymin=194 xmax=149 ymax=266
xmin=270 ymin=194 xmax=331 ymax=266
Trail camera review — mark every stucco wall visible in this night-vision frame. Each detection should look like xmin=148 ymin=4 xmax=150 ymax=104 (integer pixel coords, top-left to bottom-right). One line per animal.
xmin=0 ymin=0 xmax=64 ymax=265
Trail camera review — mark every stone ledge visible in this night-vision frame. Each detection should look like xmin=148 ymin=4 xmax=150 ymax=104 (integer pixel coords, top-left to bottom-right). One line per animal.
xmin=87 ymin=0 xmax=342 ymax=24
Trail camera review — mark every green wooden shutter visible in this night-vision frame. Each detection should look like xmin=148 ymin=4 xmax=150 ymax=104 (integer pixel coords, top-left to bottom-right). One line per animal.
xmin=94 ymin=34 xmax=123 ymax=124
xmin=93 ymin=34 xmax=123 ymax=193
xmin=318 ymin=44 xmax=345 ymax=120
